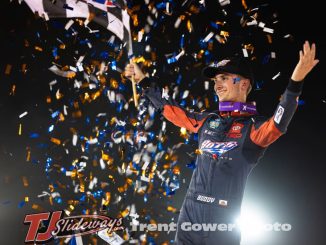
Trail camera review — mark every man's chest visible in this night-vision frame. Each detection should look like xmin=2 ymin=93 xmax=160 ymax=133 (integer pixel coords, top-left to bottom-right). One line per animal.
xmin=198 ymin=116 xmax=252 ymax=156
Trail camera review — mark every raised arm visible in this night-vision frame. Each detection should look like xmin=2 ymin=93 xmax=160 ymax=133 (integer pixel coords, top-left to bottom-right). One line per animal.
xmin=124 ymin=61 xmax=209 ymax=133
xmin=250 ymin=41 xmax=319 ymax=147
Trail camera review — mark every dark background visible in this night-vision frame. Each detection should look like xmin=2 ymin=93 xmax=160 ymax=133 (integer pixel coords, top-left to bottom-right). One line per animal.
xmin=1 ymin=0 xmax=325 ymax=244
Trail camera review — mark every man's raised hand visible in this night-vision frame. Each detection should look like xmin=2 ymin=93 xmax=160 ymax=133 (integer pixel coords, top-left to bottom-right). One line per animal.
xmin=291 ymin=41 xmax=319 ymax=82
xmin=124 ymin=60 xmax=146 ymax=83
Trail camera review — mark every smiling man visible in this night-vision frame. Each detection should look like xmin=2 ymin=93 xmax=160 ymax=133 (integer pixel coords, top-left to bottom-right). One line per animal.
xmin=124 ymin=41 xmax=318 ymax=244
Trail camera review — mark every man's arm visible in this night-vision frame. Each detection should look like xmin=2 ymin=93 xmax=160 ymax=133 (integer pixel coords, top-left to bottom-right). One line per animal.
xmin=140 ymin=77 xmax=209 ymax=133
xmin=250 ymin=41 xmax=319 ymax=148
xmin=124 ymin=62 xmax=209 ymax=133
xmin=250 ymin=80 xmax=303 ymax=147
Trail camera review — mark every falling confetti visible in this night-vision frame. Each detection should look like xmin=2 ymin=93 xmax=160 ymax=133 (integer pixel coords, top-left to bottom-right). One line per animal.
xmin=3 ymin=0 xmax=306 ymax=243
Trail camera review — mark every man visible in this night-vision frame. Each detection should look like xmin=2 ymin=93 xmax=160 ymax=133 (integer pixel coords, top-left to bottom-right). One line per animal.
xmin=124 ymin=41 xmax=318 ymax=244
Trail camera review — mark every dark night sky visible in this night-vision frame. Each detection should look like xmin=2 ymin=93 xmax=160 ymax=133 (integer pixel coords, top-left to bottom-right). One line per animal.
xmin=0 ymin=0 xmax=326 ymax=245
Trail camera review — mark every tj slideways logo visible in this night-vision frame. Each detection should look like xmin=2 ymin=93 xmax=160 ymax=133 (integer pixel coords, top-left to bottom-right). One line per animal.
xmin=23 ymin=211 xmax=124 ymax=243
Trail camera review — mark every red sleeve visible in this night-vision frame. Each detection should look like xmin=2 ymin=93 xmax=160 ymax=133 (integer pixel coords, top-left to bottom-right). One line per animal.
xmin=142 ymin=77 xmax=209 ymax=133
xmin=162 ymin=105 xmax=208 ymax=133
xmin=250 ymin=79 xmax=304 ymax=148
xmin=250 ymin=118 xmax=283 ymax=148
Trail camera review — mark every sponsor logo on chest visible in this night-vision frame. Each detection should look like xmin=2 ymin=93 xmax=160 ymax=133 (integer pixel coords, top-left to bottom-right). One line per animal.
xmin=209 ymin=118 xmax=221 ymax=129
xmin=200 ymin=140 xmax=238 ymax=156
xmin=227 ymin=122 xmax=244 ymax=138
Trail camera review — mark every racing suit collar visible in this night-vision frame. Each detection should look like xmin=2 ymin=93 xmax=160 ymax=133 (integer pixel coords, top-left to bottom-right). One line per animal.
xmin=219 ymin=111 xmax=254 ymax=118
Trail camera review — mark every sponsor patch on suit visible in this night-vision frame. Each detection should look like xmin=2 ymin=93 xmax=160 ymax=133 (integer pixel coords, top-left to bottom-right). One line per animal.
xmin=209 ymin=118 xmax=221 ymax=129
xmin=227 ymin=122 xmax=244 ymax=138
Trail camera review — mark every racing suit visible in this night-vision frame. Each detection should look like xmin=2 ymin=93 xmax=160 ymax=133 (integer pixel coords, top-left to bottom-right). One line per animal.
xmin=140 ymin=77 xmax=303 ymax=245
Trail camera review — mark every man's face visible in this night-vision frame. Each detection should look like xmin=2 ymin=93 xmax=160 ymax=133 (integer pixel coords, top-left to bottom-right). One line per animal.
xmin=212 ymin=72 xmax=247 ymax=102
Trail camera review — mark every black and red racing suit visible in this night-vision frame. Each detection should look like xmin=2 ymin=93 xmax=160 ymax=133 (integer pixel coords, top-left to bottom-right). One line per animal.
xmin=140 ymin=77 xmax=303 ymax=245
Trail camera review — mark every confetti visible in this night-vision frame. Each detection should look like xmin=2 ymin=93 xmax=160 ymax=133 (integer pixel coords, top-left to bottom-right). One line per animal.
xmin=18 ymin=123 xmax=22 ymax=135
xmin=5 ymin=64 xmax=12 ymax=75
xmin=219 ymin=0 xmax=230 ymax=6
xmin=203 ymin=32 xmax=214 ymax=42
xmin=48 ymin=65 xmax=76 ymax=78
xmin=10 ymin=1 xmax=296 ymax=243
xmin=19 ymin=111 xmax=28 ymax=118
xmin=242 ymin=48 xmax=249 ymax=57
xmin=22 ymin=176 xmax=29 ymax=187
xmin=64 ymin=19 xmax=74 ymax=30
xmin=263 ymin=27 xmax=274 ymax=34
xmin=272 ymin=72 xmax=281 ymax=80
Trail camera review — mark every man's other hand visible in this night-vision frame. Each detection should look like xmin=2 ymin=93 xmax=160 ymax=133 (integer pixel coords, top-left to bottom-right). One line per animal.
xmin=291 ymin=41 xmax=319 ymax=82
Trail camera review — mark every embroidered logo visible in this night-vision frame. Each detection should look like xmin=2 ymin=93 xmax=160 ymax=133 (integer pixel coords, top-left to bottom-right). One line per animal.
xmin=227 ymin=122 xmax=244 ymax=138
xmin=209 ymin=119 xmax=221 ymax=129
xmin=210 ymin=59 xmax=231 ymax=68
xmin=218 ymin=199 xmax=228 ymax=207
xmin=274 ymin=105 xmax=284 ymax=124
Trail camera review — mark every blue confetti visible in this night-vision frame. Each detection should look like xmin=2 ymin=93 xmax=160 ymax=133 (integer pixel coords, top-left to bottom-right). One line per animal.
xmin=18 ymin=201 xmax=26 ymax=208
xmin=51 ymin=111 xmax=60 ymax=119
xmin=180 ymin=34 xmax=185 ymax=48
xmin=29 ymin=133 xmax=40 ymax=138
xmin=298 ymin=99 xmax=305 ymax=106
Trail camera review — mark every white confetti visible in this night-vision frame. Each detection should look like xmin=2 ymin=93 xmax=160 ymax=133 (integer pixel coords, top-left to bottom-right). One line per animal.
xmin=162 ymin=121 xmax=166 ymax=132
xmin=72 ymin=134 xmax=78 ymax=146
xmin=138 ymin=30 xmax=144 ymax=42
xmin=88 ymin=177 xmax=98 ymax=190
xmin=246 ymin=19 xmax=258 ymax=26
xmin=204 ymin=81 xmax=209 ymax=90
xmin=74 ymin=80 xmax=82 ymax=89
xmin=219 ymin=0 xmax=230 ymax=6
xmin=242 ymin=48 xmax=248 ymax=57
xmin=65 ymin=19 xmax=74 ymax=30
xmin=141 ymin=161 xmax=150 ymax=170
xmin=89 ymin=83 xmax=97 ymax=89
xmin=19 ymin=111 xmax=28 ymax=118
xmin=147 ymin=16 xmax=154 ymax=26
xmin=87 ymin=138 xmax=98 ymax=145
xmin=141 ymin=175 xmax=150 ymax=182
xmin=37 ymin=191 xmax=50 ymax=198
xmin=100 ymin=159 xmax=106 ymax=170
xmin=174 ymin=16 xmax=182 ymax=28
xmin=162 ymin=88 xmax=170 ymax=100
xmin=63 ymin=105 xmax=68 ymax=115
xmin=69 ymin=66 xmax=77 ymax=72
xmin=272 ymin=72 xmax=281 ymax=80
xmin=263 ymin=27 xmax=274 ymax=33
xmin=203 ymin=32 xmax=214 ymax=42
xmin=258 ymin=22 xmax=265 ymax=28
xmin=182 ymin=90 xmax=189 ymax=99
xmin=166 ymin=2 xmax=170 ymax=14
xmin=49 ymin=80 xmax=57 ymax=91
